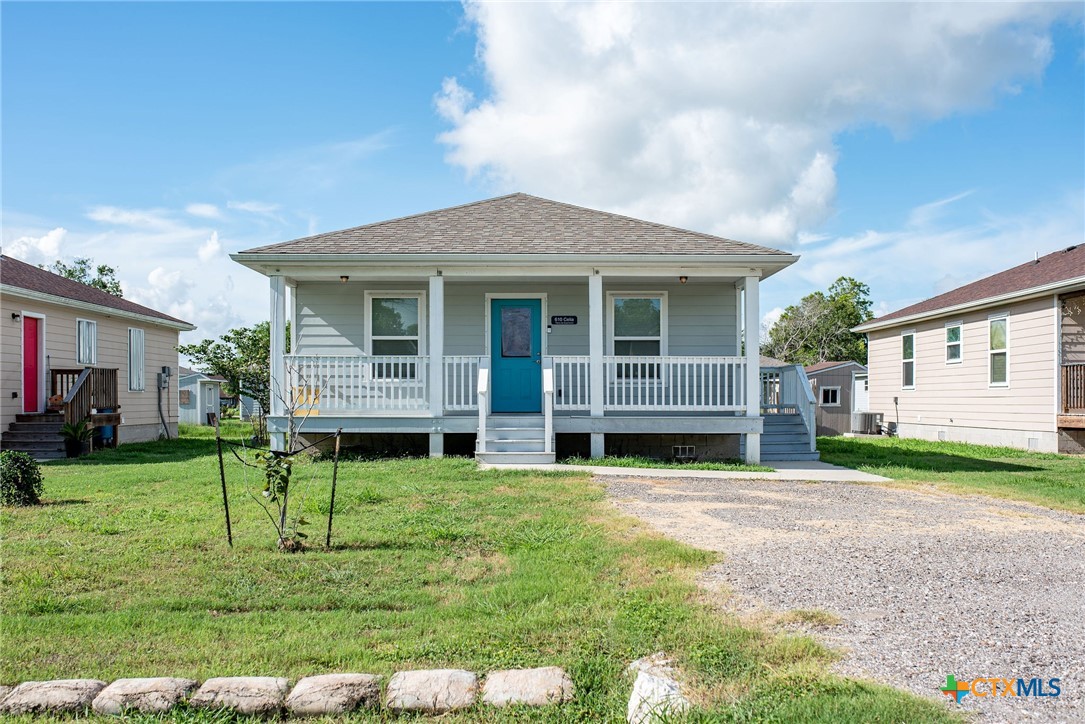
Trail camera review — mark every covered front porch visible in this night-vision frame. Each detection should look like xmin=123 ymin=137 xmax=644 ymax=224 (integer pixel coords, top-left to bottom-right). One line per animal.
xmin=266 ymin=268 xmax=783 ymax=462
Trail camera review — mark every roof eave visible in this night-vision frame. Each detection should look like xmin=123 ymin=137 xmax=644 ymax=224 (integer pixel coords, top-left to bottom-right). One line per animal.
xmin=853 ymin=275 xmax=1085 ymax=333
xmin=1 ymin=284 xmax=197 ymax=331
xmin=231 ymin=251 xmax=799 ymax=278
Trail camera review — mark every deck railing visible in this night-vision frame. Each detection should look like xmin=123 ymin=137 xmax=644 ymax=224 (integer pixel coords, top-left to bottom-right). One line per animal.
xmin=282 ymin=354 xmax=764 ymax=416
xmin=50 ymin=367 xmax=120 ymax=426
xmin=551 ymin=355 xmax=591 ymax=410
xmin=602 ymin=356 xmax=746 ymax=412
xmin=761 ymin=365 xmax=818 ymax=451
xmin=1063 ymin=363 xmax=1085 ymax=413
xmin=443 ymin=355 xmax=480 ymax=411
xmin=286 ymin=354 xmax=430 ymax=414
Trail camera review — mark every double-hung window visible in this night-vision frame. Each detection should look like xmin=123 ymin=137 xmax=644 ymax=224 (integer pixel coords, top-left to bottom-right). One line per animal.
xmin=989 ymin=315 xmax=1008 ymax=386
xmin=128 ymin=328 xmax=145 ymax=391
xmin=76 ymin=319 xmax=97 ymax=365
xmin=901 ymin=331 xmax=915 ymax=389
xmin=366 ymin=292 xmax=425 ymax=379
xmin=609 ymin=293 xmax=666 ymax=378
xmin=945 ymin=322 xmax=962 ymax=364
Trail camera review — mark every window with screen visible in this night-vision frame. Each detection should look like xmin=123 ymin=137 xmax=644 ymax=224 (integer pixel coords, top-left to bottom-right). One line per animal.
xmin=77 ymin=319 xmax=97 ymax=365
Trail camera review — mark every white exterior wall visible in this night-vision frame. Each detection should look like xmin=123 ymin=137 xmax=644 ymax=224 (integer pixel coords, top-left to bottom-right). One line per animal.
xmin=1 ymin=293 xmax=182 ymax=442
xmin=866 ymin=296 xmax=1058 ymax=452
xmin=294 ymin=279 xmax=740 ymax=357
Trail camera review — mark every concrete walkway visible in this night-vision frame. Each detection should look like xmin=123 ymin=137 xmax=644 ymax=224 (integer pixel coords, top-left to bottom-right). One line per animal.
xmin=478 ymin=460 xmax=890 ymax=483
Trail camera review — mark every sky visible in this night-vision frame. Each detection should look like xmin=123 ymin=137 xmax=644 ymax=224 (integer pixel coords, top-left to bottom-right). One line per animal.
xmin=3 ymin=1 xmax=1083 ymax=345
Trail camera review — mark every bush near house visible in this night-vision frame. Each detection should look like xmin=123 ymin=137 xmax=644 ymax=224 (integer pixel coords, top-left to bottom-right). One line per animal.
xmin=0 ymin=451 xmax=43 ymax=506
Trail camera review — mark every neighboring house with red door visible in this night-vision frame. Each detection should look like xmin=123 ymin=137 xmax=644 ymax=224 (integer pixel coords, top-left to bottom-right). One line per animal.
xmin=1 ymin=255 xmax=195 ymax=456
xmin=231 ymin=193 xmax=819 ymax=464
xmin=854 ymin=244 xmax=1085 ymax=454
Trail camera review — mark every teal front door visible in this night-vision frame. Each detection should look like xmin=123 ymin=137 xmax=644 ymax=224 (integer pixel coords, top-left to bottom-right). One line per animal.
xmin=490 ymin=299 xmax=542 ymax=413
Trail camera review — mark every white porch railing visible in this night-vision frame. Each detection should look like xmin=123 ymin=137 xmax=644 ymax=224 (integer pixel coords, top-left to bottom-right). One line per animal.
xmin=602 ymin=356 xmax=746 ymax=412
xmin=551 ymin=355 xmax=591 ymax=410
xmin=761 ymin=365 xmax=817 ymax=451
xmin=443 ymin=355 xmax=480 ymax=411
xmin=286 ymin=354 xmax=429 ymax=414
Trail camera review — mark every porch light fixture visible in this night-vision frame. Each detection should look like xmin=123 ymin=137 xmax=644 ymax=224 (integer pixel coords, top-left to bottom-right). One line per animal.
xmin=340 ymin=275 xmax=349 ymax=283
xmin=10 ymin=312 xmax=20 ymax=321
xmin=679 ymin=276 xmax=688 ymax=284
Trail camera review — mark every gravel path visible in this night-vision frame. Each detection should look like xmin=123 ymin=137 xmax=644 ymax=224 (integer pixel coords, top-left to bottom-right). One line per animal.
xmin=606 ymin=476 xmax=1085 ymax=722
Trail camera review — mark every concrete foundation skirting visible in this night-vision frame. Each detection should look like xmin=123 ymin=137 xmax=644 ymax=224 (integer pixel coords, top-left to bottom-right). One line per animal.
xmin=897 ymin=422 xmax=1059 ymax=454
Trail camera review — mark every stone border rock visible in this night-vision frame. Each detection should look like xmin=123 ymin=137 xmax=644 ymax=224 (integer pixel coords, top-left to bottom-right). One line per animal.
xmin=0 ymin=667 xmax=575 ymax=718
xmin=627 ymin=653 xmax=690 ymax=724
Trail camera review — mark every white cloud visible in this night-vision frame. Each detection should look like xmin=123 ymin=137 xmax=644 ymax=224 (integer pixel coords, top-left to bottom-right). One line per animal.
xmin=186 ymin=203 xmax=223 ymax=219
xmin=761 ymin=306 xmax=784 ymax=335
xmin=761 ymin=190 xmax=1085 ymax=319
xmin=438 ymin=1 xmax=1073 ymax=244
xmin=4 ymin=227 xmax=67 ymax=266
xmin=227 ymin=200 xmax=281 ymax=216
xmin=86 ymin=206 xmax=184 ymax=232
xmin=197 ymin=231 xmax=222 ymax=262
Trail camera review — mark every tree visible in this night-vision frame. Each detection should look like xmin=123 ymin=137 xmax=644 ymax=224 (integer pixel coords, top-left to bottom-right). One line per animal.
xmin=44 ymin=258 xmax=123 ymax=296
xmin=178 ymin=322 xmax=289 ymax=442
xmin=763 ymin=276 xmax=874 ymax=365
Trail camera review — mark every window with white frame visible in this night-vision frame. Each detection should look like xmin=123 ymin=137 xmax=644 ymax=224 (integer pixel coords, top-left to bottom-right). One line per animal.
xmin=989 ymin=316 xmax=1008 ymax=386
xmin=902 ymin=332 xmax=915 ymax=389
xmin=609 ymin=293 xmax=666 ymax=378
xmin=945 ymin=322 xmax=962 ymax=364
xmin=128 ymin=328 xmax=145 ymax=391
xmin=366 ymin=292 xmax=425 ymax=379
xmin=76 ymin=319 xmax=97 ymax=365
xmin=820 ymin=386 xmax=840 ymax=406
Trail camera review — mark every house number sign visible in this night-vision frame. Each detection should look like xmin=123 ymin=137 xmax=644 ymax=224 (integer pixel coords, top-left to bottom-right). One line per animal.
xmin=550 ymin=315 xmax=578 ymax=325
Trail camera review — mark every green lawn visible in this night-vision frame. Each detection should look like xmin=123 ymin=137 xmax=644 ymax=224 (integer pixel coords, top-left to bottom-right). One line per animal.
xmin=818 ymin=436 xmax=1085 ymax=513
xmin=0 ymin=424 xmax=955 ymax=722
xmin=561 ymin=455 xmax=773 ymax=473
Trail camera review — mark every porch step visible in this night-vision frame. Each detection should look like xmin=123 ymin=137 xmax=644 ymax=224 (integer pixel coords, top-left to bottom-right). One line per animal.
xmin=475 ymin=417 xmax=555 ymax=465
xmin=4 ymin=414 xmax=66 ymax=459
xmin=746 ymin=413 xmax=821 ymax=462
xmin=476 ymin=451 xmax=556 ymax=465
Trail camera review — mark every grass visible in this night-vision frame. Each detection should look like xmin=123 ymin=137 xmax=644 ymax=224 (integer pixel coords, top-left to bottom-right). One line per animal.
xmin=561 ymin=455 xmax=774 ymax=473
xmin=818 ymin=436 xmax=1085 ymax=513
xmin=0 ymin=422 xmax=957 ymax=722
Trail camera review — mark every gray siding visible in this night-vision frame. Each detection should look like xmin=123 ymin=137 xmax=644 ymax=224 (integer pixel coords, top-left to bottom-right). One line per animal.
xmin=809 ymin=364 xmax=865 ymax=436
xmin=295 ymin=279 xmax=739 ymax=357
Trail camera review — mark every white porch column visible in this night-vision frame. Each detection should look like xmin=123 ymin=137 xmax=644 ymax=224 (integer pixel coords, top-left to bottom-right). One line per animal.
xmin=743 ymin=275 xmax=761 ymax=464
xmin=588 ymin=273 xmax=605 ymax=458
xmin=269 ymin=274 xmax=287 ymax=452
xmin=428 ymin=274 xmax=445 ymax=457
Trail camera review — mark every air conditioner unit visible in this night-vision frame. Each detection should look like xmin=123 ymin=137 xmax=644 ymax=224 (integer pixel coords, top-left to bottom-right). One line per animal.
xmin=851 ymin=412 xmax=883 ymax=435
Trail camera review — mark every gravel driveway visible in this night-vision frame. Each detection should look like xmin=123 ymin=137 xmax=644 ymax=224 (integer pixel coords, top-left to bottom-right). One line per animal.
xmin=606 ymin=476 xmax=1085 ymax=722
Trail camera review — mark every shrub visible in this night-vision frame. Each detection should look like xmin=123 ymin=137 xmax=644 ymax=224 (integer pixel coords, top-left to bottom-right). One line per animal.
xmin=1 ymin=451 xmax=44 ymax=506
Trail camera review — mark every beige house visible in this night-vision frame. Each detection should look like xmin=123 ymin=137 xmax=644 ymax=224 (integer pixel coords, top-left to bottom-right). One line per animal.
xmin=854 ymin=244 xmax=1085 ymax=454
xmin=1 ymin=255 xmax=195 ymax=456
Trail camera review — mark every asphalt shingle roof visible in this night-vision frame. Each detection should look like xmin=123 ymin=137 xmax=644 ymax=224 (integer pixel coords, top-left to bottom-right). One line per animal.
xmin=866 ymin=244 xmax=1085 ymax=326
xmin=1 ymin=255 xmax=192 ymax=327
xmin=238 ymin=193 xmax=790 ymax=257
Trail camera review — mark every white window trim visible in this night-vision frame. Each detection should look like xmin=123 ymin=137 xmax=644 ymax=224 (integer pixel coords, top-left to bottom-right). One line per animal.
xmin=820 ymin=385 xmax=841 ymax=407
xmin=128 ymin=327 xmax=145 ymax=392
xmin=363 ymin=291 xmax=427 ymax=356
xmin=606 ymin=291 xmax=669 ymax=355
xmin=988 ymin=314 xmax=1009 ymax=388
xmin=944 ymin=320 xmax=963 ymax=365
xmin=76 ymin=318 xmax=97 ymax=365
xmin=901 ymin=329 xmax=916 ymax=390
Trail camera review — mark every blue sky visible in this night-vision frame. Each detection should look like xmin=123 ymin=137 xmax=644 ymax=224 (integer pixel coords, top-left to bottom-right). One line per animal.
xmin=3 ymin=2 xmax=1083 ymax=342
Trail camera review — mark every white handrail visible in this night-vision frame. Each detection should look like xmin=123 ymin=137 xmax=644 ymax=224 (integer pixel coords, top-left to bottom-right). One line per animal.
xmin=477 ymin=360 xmax=490 ymax=454
xmin=542 ymin=360 xmax=554 ymax=455
xmin=793 ymin=365 xmax=818 ymax=452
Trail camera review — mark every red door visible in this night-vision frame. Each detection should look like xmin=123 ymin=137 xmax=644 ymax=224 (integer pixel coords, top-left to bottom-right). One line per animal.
xmin=22 ymin=317 xmax=40 ymax=412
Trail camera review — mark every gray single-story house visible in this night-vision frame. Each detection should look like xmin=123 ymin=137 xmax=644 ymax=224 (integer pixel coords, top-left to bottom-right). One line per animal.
xmin=804 ymin=360 xmax=868 ymax=436
xmin=231 ymin=193 xmax=820 ymax=464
